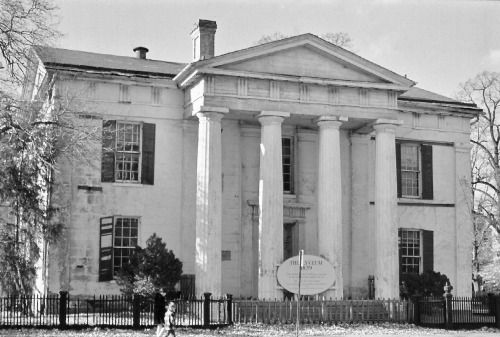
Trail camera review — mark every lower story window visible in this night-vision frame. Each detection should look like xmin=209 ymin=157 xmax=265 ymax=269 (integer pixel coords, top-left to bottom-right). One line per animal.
xmin=398 ymin=228 xmax=434 ymax=276
xmin=99 ymin=216 xmax=139 ymax=281
xmin=113 ymin=218 xmax=139 ymax=275
xmin=399 ymin=229 xmax=421 ymax=275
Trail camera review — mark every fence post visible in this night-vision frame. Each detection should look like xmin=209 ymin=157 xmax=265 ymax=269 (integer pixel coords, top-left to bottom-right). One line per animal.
xmin=58 ymin=291 xmax=68 ymax=329
xmin=411 ymin=293 xmax=421 ymax=324
xmin=133 ymin=294 xmax=141 ymax=329
xmin=368 ymin=275 xmax=375 ymax=300
xmin=495 ymin=295 xmax=500 ymax=329
xmin=444 ymin=282 xmax=453 ymax=330
xmin=226 ymin=294 xmax=233 ymax=325
xmin=203 ymin=292 xmax=212 ymax=328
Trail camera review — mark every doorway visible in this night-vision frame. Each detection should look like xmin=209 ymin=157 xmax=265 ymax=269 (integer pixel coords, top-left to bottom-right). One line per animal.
xmin=283 ymin=222 xmax=299 ymax=260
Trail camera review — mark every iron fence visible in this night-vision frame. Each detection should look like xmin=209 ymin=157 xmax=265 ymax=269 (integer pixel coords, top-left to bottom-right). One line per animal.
xmin=1 ymin=292 xmax=499 ymax=330
xmin=413 ymin=295 xmax=500 ymax=329
xmin=0 ymin=292 xmax=230 ymax=329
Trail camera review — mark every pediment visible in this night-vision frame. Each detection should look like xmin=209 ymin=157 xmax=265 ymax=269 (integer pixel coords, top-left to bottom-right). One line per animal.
xmin=174 ymin=34 xmax=415 ymax=89
xmin=218 ymin=45 xmax=382 ymax=83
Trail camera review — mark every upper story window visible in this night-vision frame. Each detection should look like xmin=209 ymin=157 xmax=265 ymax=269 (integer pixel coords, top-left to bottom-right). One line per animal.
xmin=401 ymin=144 xmax=420 ymax=197
xmin=101 ymin=120 xmax=155 ymax=185
xmin=282 ymin=137 xmax=294 ymax=194
xmin=396 ymin=142 xmax=433 ymax=200
xmin=116 ymin=123 xmax=141 ymax=182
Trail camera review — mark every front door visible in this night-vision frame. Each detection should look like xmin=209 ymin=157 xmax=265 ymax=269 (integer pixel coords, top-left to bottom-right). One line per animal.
xmin=283 ymin=222 xmax=299 ymax=260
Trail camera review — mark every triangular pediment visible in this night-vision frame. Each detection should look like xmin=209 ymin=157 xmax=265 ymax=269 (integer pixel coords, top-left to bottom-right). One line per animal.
xmin=218 ymin=45 xmax=382 ymax=83
xmin=174 ymin=34 xmax=415 ymax=89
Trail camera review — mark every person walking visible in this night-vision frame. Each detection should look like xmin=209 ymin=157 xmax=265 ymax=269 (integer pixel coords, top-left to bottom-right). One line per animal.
xmin=155 ymin=291 xmax=166 ymax=336
xmin=158 ymin=302 xmax=176 ymax=337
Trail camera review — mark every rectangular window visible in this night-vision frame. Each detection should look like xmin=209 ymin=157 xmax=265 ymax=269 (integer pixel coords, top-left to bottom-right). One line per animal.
xmin=396 ymin=142 xmax=433 ymax=199
xmin=398 ymin=229 xmax=434 ymax=276
xmin=113 ymin=217 xmax=139 ymax=275
xmin=282 ymin=137 xmax=294 ymax=193
xmin=99 ymin=216 xmax=139 ymax=281
xmin=101 ymin=121 xmax=155 ymax=185
xmin=399 ymin=229 xmax=421 ymax=275
xmin=115 ymin=123 xmax=141 ymax=182
xmin=401 ymin=144 xmax=420 ymax=197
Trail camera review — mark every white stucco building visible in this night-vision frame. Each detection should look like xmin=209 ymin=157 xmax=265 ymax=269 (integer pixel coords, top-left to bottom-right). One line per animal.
xmin=25 ymin=20 xmax=481 ymax=299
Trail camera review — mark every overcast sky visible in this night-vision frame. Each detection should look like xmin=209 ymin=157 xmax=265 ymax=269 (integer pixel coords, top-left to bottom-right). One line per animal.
xmin=55 ymin=0 xmax=500 ymax=99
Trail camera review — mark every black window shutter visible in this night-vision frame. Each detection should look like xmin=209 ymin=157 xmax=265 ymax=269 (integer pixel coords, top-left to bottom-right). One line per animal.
xmin=101 ymin=120 xmax=116 ymax=182
xmin=398 ymin=228 xmax=402 ymax=280
xmin=99 ymin=217 xmax=114 ymax=282
xmin=141 ymin=123 xmax=155 ymax=185
xmin=396 ymin=142 xmax=402 ymax=198
xmin=422 ymin=230 xmax=434 ymax=273
xmin=421 ymin=145 xmax=433 ymax=200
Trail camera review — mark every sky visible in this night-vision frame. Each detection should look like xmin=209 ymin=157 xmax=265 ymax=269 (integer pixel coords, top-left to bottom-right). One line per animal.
xmin=54 ymin=0 xmax=500 ymax=99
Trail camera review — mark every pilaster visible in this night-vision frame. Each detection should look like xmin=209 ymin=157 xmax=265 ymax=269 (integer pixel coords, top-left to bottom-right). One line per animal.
xmin=454 ymin=142 xmax=473 ymax=296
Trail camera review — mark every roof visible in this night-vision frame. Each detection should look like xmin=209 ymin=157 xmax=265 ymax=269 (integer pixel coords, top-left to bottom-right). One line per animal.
xmin=34 ymin=46 xmax=187 ymax=78
xmin=400 ymin=87 xmax=475 ymax=107
xmin=33 ymin=45 xmax=478 ymax=110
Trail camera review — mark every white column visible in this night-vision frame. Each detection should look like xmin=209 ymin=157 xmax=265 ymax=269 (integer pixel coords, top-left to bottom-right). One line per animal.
xmin=195 ymin=106 xmax=228 ymax=298
xmin=257 ymin=111 xmax=290 ymax=299
xmin=316 ymin=116 xmax=346 ymax=299
xmin=373 ymin=119 xmax=401 ymax=299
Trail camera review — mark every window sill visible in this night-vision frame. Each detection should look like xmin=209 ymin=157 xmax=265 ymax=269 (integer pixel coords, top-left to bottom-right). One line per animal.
xmin=370 ymin=200 xmax=455 ymax=207
xmin=112 ymin=182 xmax=144 ymax=188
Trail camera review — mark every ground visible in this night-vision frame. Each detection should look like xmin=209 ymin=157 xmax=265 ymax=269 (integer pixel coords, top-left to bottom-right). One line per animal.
xmin=0 ymin=323 xmax=499 ymax=336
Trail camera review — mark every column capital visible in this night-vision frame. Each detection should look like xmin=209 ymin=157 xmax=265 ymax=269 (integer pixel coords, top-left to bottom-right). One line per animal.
xmin=195 ymin=106 xmax=229 ymax=121
xmin=373 ymin=119 xmax=403 ymax=133
xmin=316 ymin=116 xmax=348 ymax=130
xmin=257 ymin=111 xmax=290 ymax=126
xmin=455 ymin=142 xmax=472 ymax=153
xmin=350 ymin=133 xmax=370 ymax=145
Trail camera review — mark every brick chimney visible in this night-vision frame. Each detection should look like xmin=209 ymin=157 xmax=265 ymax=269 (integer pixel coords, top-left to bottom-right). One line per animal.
xmin=191 ymin=19 xmax=217 ymax=61
xmin=133 ymin=46 xmax=149 ymax=59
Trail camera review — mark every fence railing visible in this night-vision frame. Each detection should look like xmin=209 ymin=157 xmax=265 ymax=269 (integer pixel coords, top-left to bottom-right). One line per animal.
xmin=413 ymin=294 xmax=500 ymax=330
xmin=232 ymin=298 xmax=412 ymax=324
xmin=0 ymin=291 xmax=230 ymax=329
xmin=2 ymin=291 xmax=499 ymax=330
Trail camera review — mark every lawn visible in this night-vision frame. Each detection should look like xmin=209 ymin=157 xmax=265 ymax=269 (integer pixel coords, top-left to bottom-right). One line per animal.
xmin=0 ymin=323 xmax=499 ymax=336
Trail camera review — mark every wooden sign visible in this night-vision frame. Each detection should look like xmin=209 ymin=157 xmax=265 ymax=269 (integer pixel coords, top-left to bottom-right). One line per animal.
xmin=277 ymin=254 xmax=335 ymax=295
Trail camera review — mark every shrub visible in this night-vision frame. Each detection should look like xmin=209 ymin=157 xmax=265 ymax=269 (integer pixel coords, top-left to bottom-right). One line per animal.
xmin=400 ymin=271 xmax=450 ymax=299
xmin=115 ymin=233 xmax=183 ymax=299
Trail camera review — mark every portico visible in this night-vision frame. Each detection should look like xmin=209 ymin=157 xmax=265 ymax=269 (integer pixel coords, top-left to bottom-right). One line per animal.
xmin=174 ymin=28 xmax=416 ymax=299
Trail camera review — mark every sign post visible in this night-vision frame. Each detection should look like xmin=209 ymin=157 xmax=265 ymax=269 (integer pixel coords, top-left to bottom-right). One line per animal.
xmin=296 ymin=250 xmax=304 ymax=337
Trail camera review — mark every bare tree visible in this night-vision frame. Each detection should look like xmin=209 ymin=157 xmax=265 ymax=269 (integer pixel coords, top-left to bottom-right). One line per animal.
xmin=254 ymin=31 xmax=354 ymax=50
xmin=457 ymin=71 xmax=500 ymax=291
xmin=0 ymin=0 xmax=104 ymax=296
xmin=0 ymin=0 xmax=60 ymax=84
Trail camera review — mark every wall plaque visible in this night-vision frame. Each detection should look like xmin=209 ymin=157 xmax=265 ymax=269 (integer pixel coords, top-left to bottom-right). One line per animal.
xmin=277 ymin=254 xmax=335 ymax=295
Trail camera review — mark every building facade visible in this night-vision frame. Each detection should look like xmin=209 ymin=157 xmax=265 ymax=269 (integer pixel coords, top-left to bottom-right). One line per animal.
xmin=26 ymin=20 xmax=480 ymax=299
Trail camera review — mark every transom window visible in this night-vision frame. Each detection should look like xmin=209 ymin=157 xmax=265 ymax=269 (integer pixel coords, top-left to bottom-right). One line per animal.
xmin=282 ymin=137 xmax=294 ymax=193
xmin=115 ymin=123 xmax=141 ymax=182
xmin=113 ymin=217 xmax=139 ymax=275
xmin=400 ymin=229 xmax=421 ymax=275
xmin=401 ymin=144 xmax=420 ymax=197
